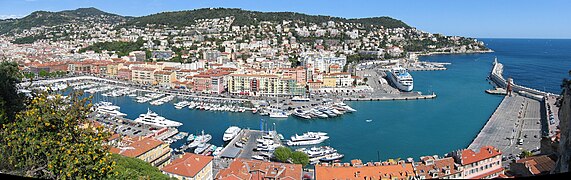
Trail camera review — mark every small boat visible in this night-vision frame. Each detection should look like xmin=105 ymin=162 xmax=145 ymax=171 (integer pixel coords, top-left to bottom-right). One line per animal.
xmin=320 ymin=153 xmax=345 ymax=161
xmin=252 ymin=155 xmax=265 ymax=160
xmin=366 ymin=119 xmax=373 ymax=122
xmin=187 ymin=134 xmax=195 ymax=142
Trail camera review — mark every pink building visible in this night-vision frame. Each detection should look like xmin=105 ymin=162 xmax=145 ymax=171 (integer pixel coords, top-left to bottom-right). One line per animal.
xmin=117 ymin=68 xmax=132 ymax=80
xmin=451 ymin=146 xmax=504 ymax=179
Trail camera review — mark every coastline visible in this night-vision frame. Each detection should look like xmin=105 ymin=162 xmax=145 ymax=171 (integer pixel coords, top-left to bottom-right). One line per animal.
xmin=415 ymin=49 xmax=494 ymax=57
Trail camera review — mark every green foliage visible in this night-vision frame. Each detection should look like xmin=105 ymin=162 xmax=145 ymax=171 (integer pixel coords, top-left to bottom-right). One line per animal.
xmin=11 ymin=35 xmax=46 ymax=44
xmin=273 ymin=147 xmax=309 ymax=167
xmin=0 ymin=7 xmax=127 ymax=35
xmin=291 ymin=151 xmax=310 ymax=167
xmin=79 ymin=39 xmax=144 ymax=57
xmin=0 ymin=61 xmax=26 ymax=127
xmin=520 ymin=150 xmax=533 ymax=158
xmin=0 ymin=91 xmax=115 ymax=179
xmin=124 ymin=8 xmax=409 ymax=29
xmin=273 ymin=146 xmax=292 ymax=162
xmin=105 ymin=154 xmax=171 ymax=180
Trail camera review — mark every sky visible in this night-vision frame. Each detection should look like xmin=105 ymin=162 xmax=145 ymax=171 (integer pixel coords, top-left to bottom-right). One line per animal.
xmin=1 ymin=0 xmax=570 ymax=39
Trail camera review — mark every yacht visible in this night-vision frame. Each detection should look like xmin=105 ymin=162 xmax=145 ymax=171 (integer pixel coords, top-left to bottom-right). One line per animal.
xmin=269 ymin=109 xmax=288 ymax=118
xmin=320 ymin=153 xmax=345 ymax=161
xmin=194 ymin=143 xmax=211 ymax=154
xmin=94 ymin=102 xmax=127 ymax=117
xmin=134 ymin=109 xmax=183 ymax=127
xmin=286 ymin=132 xmax=329 ymax=146
xmin=223 ymin=126 xmax=241 ymax=142
xmin=293 ymin=109 xmax=311 ymax=119
xmin=334 ymin=102 xmax=357 ymax=112
xmin=174 ymin=101 xmax=190 ymax=109
xmin=387 ymin=66 xmax=414 ymax=92
xmin=189 ymin=131 xmax=212 ymax=148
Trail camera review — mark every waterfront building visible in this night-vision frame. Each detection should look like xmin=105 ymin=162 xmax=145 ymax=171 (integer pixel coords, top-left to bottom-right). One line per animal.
xmin=450 ymin=146 xmax=504 ymax=179
xmin=413 ymin=156 xmax=462 ymax=179
xmin=110 ymin=137 xmax=172 ymax=168
xmin=509 ymin=155 xmax=555 ymax=177
xmin=117 ymin=68 xmax=132 ymax=81
xmin=216 ymin=158 xmax=302 ymax=180
xmin=154 ymin=70 xmax=176 ymax=87
xmin=161 ymin=153 xmax=214 ymax=180
xmin=131 ymin=66 xmax=156 ymax=85
xmin=314 ymin=159 xmax=416 ymax=180
xmin=227 ymin=74 xmax=304 ymax=96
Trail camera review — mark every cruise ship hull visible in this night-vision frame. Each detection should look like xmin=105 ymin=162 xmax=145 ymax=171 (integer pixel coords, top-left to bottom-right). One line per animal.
xmin=387 ymin=72 xmax=414 ymax=92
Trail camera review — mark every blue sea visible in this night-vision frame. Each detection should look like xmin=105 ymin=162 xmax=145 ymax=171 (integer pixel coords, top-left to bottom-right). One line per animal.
xmin=89 ymin=39 xmax=571 ymax=162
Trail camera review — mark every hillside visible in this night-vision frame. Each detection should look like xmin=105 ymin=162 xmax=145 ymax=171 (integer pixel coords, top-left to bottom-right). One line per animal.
xmin=124 ymin=8 xmax=410 ymax=29
xmin=0 ymin=7 xmax=128 ymax=34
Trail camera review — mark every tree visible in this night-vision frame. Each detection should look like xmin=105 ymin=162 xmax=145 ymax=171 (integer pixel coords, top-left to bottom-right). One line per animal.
xmin=363 ymin=77 xmax=368 ymax=83
xmin=273 ymin=146 xmax=292 ymax=162
xmin=105 ymin=154 xmax=171 ymax=180
xmin=291 ymin=151 xmax=310 ymax=167
xmin=38 ymin=69 xmax=49 ymax=77
xmin=0 ymin=61 xmax=26 ymax=127
xmin=0 ymin=91 xmax=115 ymax=179
xmin=520 ymin=150 xmax=533 ymax=158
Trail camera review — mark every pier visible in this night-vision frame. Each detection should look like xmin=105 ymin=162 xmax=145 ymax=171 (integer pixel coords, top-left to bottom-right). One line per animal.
xmin=468 ymin=95 xmax=543 ymax=167
xmin=343 ymin=92 xmax=436 ymax=101
xmin=488 ymin=59 xmax=558 ymax=99
xmin=218 ymin=129 xmax=282 ymax=160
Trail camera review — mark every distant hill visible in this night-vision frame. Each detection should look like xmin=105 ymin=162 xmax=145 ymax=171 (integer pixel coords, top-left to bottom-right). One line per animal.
xmin=124 ymin=8 xmax=410 ymax=29
xmin=0 ymin=7 xmax=410 ymax=35
xmin=0 ymin=7 xmax=128 ymax=34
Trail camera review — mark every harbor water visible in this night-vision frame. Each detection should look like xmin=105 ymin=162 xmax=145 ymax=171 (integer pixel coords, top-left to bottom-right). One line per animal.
xmin=88 ymin=39 xmax=569 ymax=162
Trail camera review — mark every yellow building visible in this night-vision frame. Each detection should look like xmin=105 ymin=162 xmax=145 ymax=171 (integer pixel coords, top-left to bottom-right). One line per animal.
xmin=153 ymin=70 xmax=176 ymax=87
xmin=322 ymin=76 xmax=337 ymax=88
xmin=161 ymin=153 xmax=214 ymax=180
xmin=110 ymin=137 xmax=172 ymax=168
xmin=131 ymin=66 xmax=156 ymax=85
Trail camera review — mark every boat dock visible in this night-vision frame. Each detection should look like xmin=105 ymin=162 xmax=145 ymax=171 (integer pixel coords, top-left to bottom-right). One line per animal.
xmin=485 ymin=88 xmax=507 ymax=95
xmin=467 ymin=95 xmax=543 ymax=167
xmin=343 ymin=93 xmax=436 ymax=101
xmin=218 ymin=129 xmax=282 ymax=160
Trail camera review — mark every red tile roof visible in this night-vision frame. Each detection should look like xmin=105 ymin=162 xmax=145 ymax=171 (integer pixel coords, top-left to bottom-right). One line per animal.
xmin=110 ymin=138 xmax=164 ymax=158
xmin=459 ymin=146 xmax=501 ymax=165
xmin=315 ymin=161 xmax=415 ymax=180
xmin=216 ymin=158 xmax=302 ymax=180
xmin=161 ymin=153 xmax=213 ymax=178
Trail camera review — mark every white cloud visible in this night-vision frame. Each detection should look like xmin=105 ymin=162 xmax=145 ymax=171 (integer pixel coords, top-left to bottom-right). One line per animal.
xmin=0 ymin=15 xmax=23 ymax=20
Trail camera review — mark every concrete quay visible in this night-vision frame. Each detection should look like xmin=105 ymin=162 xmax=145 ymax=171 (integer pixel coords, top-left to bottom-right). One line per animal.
xmin=218 ymin=129 xmax=282 ymax=160
xmin=468 ymin=95 xmax=542 ymax=167
xmin=343 ymin=92 xmax=436 ymax=101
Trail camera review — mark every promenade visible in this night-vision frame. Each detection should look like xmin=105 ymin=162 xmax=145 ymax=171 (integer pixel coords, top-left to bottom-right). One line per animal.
xmin=468 ymin=95 xmax=542 ymax=167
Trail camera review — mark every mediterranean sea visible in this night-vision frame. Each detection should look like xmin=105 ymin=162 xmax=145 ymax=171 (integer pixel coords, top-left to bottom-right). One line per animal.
xmin=89 ymin=39 xmax=570 ymax=162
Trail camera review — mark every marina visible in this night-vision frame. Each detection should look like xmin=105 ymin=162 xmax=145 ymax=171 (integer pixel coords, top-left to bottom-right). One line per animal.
xmin=18 ymin=39 xmax=568 ymax=165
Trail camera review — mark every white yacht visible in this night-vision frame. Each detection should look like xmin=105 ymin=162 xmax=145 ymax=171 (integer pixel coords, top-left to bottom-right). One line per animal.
xmin=269 ymin=109 xmax=288 ymax=118
xmin=387 ymin=66 xmax=414 ymax=92
xmin=189 ymin=131 xmax=212 ymax=148
xmin=94 ymin=102 xmax=127 ymax=117
xmin=134 ymin=109 xmax=183 ymax=127
xmin=286 ymin=132 xmax=329 ymax=146
xmin=174 ymin=101 xmax=190 ymax=109
xmin=334 ymin=102 xmax=357 ymax=112
xmin=223 ymin=126 xmax=241 ymax=142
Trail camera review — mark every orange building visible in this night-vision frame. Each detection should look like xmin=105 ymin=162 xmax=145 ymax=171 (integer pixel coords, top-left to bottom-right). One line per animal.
xmin=315 ymin=159 xmax=416 ymax=180
xmin=216 ymin=158 xmax=302 ymax=180
xmin=161 ymin=153 xmax=214 ymax=180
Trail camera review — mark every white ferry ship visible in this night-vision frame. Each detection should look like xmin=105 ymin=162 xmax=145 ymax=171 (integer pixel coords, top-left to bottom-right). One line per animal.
xmin=387 ymin=66 xmax=414 ymax=92
xmin=134 ymin=108 xmax=183 ymax=127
